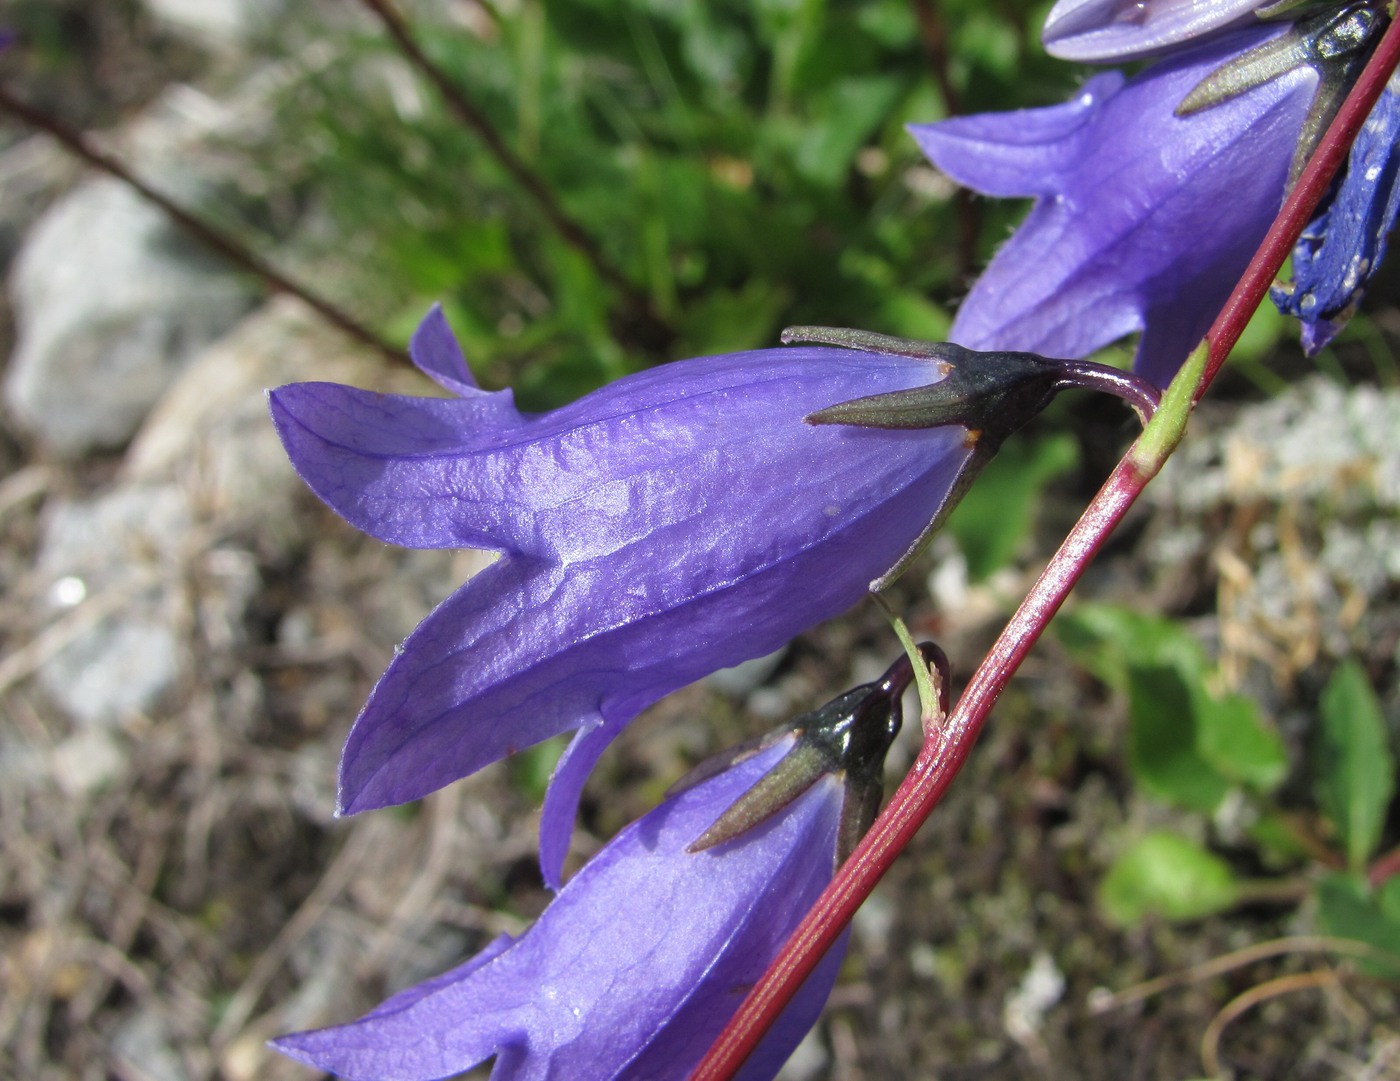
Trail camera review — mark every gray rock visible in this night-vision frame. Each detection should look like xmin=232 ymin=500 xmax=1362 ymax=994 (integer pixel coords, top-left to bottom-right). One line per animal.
xmin=26 ymin=299 xmax=409 ymax=730
xmin=112 ymin=1011 xmax=187 ymax=1081
xmin=4 ymin=176 xmax=254 ymax=455
xmin=143 ymin=0 xmax=287 ymax=49
xmin=125 ymin=296 xmax=402 ymax=548
xmin=42 ymin=620 xmax=180 ymax=729
xmin=35 ymin=484 xmax=191 ymax=727
xmin=0 ymin=134 xmax=82 ymax=270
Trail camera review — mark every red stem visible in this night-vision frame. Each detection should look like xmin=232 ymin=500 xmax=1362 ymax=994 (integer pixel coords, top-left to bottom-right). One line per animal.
xmin=692 ymin=14 xmax=1400 ymax=1080
xmin=1368 ymin=844 xmax=1400 ymax=889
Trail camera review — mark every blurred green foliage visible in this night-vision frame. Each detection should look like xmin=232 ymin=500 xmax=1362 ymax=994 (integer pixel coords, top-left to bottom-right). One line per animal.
xmin=946 ymin=431 xmax=1079 ymax=582
xmin=230 ymin=0 xmax=1071 ymax=408
xmin=1059 ymin=606 xmax=1400 ymax=959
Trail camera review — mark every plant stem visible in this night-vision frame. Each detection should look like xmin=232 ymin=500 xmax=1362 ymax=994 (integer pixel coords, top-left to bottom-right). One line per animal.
xmin=0 ymin=83 xmax=405 ymax=366
xmin=690 ymin=13 xmax=1400 ymax=1080
xmin=907 ymin=0 xmax=981 ymax=281
xmin=355 ymin=0 xmax=669 ymax=341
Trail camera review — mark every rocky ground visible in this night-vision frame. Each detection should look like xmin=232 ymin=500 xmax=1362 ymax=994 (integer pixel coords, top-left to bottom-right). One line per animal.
xmin=2 ymin=4 xmax=1398 ymax=1080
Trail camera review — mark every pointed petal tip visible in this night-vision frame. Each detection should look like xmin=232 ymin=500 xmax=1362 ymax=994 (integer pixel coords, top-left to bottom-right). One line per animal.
xmin=409 ymin=304 xmax=479 ymax=394
xmin=907 ymin=72 xmax=1122 ymax=198
xmin=538 ymin=719 xmax=619 ymax=890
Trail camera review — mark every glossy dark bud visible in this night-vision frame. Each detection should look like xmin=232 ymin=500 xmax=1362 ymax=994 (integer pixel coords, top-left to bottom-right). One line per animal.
xmin=682 ymin=643 xmax=949 ymax=864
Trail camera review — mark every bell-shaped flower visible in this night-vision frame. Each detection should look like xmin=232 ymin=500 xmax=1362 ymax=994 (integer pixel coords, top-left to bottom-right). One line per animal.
xmin=1042 ymin=0 xmax=1275 ymax=62
xmin=271 ymin=651 xmax=924 ymax=1081
xmin=271 ymin=310 xmax=1105 ymax=885
xmin=1273 ymin=74 xmax=1400 ymax=354
xmin=912 ymin=25 xmax=1318 ymax=388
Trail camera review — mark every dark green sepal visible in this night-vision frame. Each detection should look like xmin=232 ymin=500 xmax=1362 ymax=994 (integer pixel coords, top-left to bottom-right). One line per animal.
xmin=783 ymin=326 xmax=1160 ymax=590
xmin=686 ymin=644 xmax=946 ymax=864
xmin=786 ymin=330 xmax=1068 ymax=579
xmin=1176 ymin=2 xmax=1387 ymax=187
xmin=802 ymin=343 xmax=1064 ymax=434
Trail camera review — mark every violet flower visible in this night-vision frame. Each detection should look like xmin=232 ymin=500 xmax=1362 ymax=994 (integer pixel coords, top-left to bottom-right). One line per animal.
xmin=1273 ymin=74 xmax=1400 ymax=354
xmin=271 ymin=310 xmax=1092 ymax=886
xmin=912 ymin=25 xmax=1318 ymax=387
xmin=1042 ymin=0 xmax=1275 ymax=62
xmin=272 ymin=651 xmax=922 ymax=1081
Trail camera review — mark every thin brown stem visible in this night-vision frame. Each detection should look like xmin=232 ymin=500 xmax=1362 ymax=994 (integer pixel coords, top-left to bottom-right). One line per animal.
xmin=1201 ymin=969 xmax=1341 ymax=1078
xmin=355 ymin=0 xmax=668 ymax=339
xmin=908 ymin=0 xmax=981 ymax=282
xmin=0 ymin=83 xmax=404 ymax=365
xmin=1092 ymin=935 xmax=1392 ymax=1013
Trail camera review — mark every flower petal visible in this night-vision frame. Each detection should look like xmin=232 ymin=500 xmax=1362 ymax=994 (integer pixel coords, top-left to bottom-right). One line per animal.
xmin=917 ymin=27 xmax=1317 ymax=386
xmin=539 ymin=719 xmax=622 ymax=890
xmin=1273 ymin=78 xmax=1400 ymax=354
xmin=312 ymin=338 xmax=977 ymax=833
xmin=1043 ymin=0 xmax=1274 ymax=62
xmin=279 ymin=740 xmax=847 ymax=1081
xmin=409 ymin=303 xmax=482 ymax=395
xmin=907 ymin=72 xmax=1123 ymax=198
xmin=336 ymin=420 xmax=970 ymax=822
xmin=268 ymin=380 xmax=525 ymax=550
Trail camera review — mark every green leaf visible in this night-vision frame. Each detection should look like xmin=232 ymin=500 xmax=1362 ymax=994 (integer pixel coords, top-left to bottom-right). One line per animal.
xmin=674 ymin=279 xmax=791 ymax=357
xmin=945 ymin=433 xmax=1078 ymax=582
xmin=1053 ymin=605 xmax=1203 ymax=694
xmin=1127 ymin=664 xmax=1231 ymax=813
xmin=1314 ymin=873 xmax=1400 ymax=976
xmin=1055 ymin=606 xmax=1285 ymax=806
xmin=791 ymin=75 xmax=904 ymax=187
xmin=1100 ymin=832 xmax=1240 ymax=926
xmin=1247 ymin=811 xmax=1315 ymax=868
xmin=1196 ymin=690 xmax=1288 ymax=794
xmin=1317 ymin=662 xmax=1396 ymax=871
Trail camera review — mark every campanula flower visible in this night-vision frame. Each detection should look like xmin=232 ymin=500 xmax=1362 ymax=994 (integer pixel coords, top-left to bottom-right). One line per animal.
xmin=272 ymin=652 xmax=922 ymax=1081
xmin=273 ymin=310 xmax=1027 ymax=885
xmin=272 ymin=310 xmax=1144 ymax=883
xmin=913 ymin=25 xmax=1318 ymax=387
xmin=1042 ymin=0 xmax=1275 ymax=62
xmin=1273 ymin=74 xmax=1400 ymax=354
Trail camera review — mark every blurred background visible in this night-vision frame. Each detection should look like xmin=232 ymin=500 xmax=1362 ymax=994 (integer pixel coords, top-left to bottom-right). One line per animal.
xmin=1 ymin=1 xmax=1397 ymax=1078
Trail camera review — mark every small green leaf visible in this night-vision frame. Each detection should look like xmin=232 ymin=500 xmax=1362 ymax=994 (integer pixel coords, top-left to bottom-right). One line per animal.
xmin=792 ymin=75 xmax=905 ymax=187
xmin=1247 ymin=812 xmax=1314 ymax=868
xmin=1317 ymin=662 xmax=1396 ymax=871
xmin=1380 ymin=876 xmax=1400 ymax=924
xmin=1314 ymin=872 xmax=1400 ymax=976
xmin=1053 ymin=605 xmax=1203 ymax=694
xmin=1196 ymin=690 xmax=1288 ymax=793
xmin=946 ymin=433 xmax=1078 ymax=582
xmin=675 ymin=279 xmax=791 ymax=357
xmin=1127 ymin=665 xmax=1230 ymax=813
xmin=1100 ymin=832 xmax=1240 ymax=926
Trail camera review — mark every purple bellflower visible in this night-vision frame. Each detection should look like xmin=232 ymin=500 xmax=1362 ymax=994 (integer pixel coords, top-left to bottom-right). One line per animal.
xmin=1273 ymin=73 xmax=1400 ymax=353
xmin=271 ymin=309 xmax=1102 ymax=886
xmin=912 ymin=25 xmax=1318 ymax=388
xmin=1042 ymin=0 xmax=1275 ymax=62
xmin=272 ymin=650 xmax=924 ymax=1081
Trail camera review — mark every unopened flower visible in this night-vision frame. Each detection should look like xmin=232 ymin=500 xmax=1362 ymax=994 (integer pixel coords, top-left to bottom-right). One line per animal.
xmin=272 ymin=310 xmax=1102 ymax=884
xmin=913 ymin=26 xmax=1318 ymax=387
xmin=1273 ymin=73 xmax=1400 ymax=354
xmin=272 ymin=651 xmax=924 ymax=1081
xmin=1042 ymin=0 xmax=1275 ymax=62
